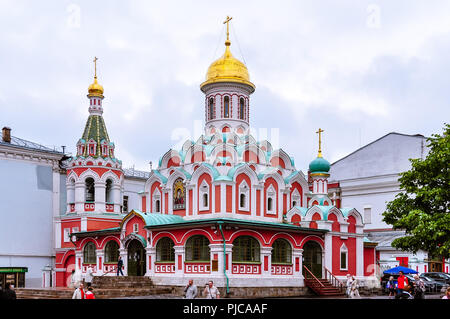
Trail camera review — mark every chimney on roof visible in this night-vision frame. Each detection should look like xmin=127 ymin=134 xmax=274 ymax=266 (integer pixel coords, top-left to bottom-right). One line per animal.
xmin=2 ymin=127 xmax=11 ymax=143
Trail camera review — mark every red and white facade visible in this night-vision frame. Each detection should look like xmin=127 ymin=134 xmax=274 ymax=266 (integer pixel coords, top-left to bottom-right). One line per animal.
xmin=55 ymin=37 xmax=378 ymax=289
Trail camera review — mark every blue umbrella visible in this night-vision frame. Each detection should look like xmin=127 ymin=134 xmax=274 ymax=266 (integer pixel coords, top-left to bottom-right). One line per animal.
xmin=383 ymin=266 xmax=418 ymax=275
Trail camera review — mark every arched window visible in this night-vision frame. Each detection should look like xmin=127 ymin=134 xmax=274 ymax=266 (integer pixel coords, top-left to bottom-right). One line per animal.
xmin=266 ymin=184 xmax=276 ymax=214
xmin=340 ymin=244 xmax=348 ymax=270
xmin=232 ymin=236 xmax=260 ymax=262
xmin=156 ymin=237 xmax=175 ymax=262
xmin=203 ymin=193 xmax=208 ymax=207
xmin=155 ymin=200 xmax=160 ymax=213
xmin=104 ymin=241 xmax=119 ymax=263
xmin=224 ymin=96 xmax=230 ymax=118
xmin=240 ymin=194 xmax=246 ymax=208
xmin=238 ymin=180 xmax=250 ymax=211
xmin=272 ymin=238 xmax=292 ymax=264
xmin=85 ymin=177 xmax=95 ymax=202
xmin=83 ymin=242 xmax=96 ymax=264
xmin=239 ymin=98 xmax=245 ymax=120
xmin=267 ymin=197 xmax=273 ymax=212
xmin=185 ymin=235 xmax=210 ymax=261
xmin=199 ymin=180 xmax=209 ymax=211
xmin=105 ymin=179 xmax=113 ymax=203
xmin=209 ymin=97 xmax=215 ymax=120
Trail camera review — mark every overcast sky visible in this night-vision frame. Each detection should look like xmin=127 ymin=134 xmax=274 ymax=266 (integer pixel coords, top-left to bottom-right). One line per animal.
xmin=1 ymin=0 xmax=449 ymax=172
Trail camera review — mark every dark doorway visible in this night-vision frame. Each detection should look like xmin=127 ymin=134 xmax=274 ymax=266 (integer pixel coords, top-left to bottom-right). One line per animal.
xmin=302 ymin=241 xmax=323 ymax=279
xmin=127 ymin=240 xmax=146 ymax=276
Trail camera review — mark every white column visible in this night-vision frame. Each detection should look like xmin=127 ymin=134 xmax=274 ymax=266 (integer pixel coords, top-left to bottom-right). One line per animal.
xmin=356 ymin=235 xmax=364 ymax=277
xmin=324 ymin=233 xmax=333 ymax=272
xmin=66 ymin=183 xmax=75 ymax=213
xmin=96 ymin=250 xmax=104 ymax=275
xmin=112 ymin=184 xmax=121 ymax=213
xmin=74 ymin=181 xmax=85 ymax=212
xmin=293 ymin=248 xmax=304 ymax=280
xmin=209 ymin=244 xmax=225 ymax=278
xmin=146 ymin=247 xmax=156 ymax=276
xmin=95 ymin=181 xmax=106 ymax=213
xmin=75 ymin=251 xmax=83 ymax=272
xmin=260 ymin=247 xmax=272 ymax=276
xmin=174 ymin=245 xmax=185 ymax=275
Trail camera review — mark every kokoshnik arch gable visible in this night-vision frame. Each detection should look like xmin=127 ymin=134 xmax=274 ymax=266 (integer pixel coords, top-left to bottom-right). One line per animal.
xmin=55 ymin=18 xmax=377 ymax=290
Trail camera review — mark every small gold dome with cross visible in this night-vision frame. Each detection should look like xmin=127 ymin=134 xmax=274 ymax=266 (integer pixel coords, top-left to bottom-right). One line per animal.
xmin=88 ymin=57 xmax=104 ymax=98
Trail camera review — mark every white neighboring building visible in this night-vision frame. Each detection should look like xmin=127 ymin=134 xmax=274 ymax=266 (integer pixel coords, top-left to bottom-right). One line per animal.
xmin=0 ymin=127 xmax=65 ymax=288
xmin=329 ymin=132 xmax=449 ymax=274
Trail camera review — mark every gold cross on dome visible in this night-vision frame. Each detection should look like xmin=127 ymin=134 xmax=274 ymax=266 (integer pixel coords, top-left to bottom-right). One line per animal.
xmin=223 ymin=16 xmax=233 ymax=41
xmin=93 ymin=56 xmax=98 ymax=78
xmin=316 ymin=128 xmax=324 ymax=157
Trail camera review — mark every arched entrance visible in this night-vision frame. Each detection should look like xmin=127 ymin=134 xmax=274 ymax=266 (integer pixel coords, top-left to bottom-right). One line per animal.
xmin=64 ymin=254 xmax=76 ymax=287
xmin=302 ymin=241 xmax=323 ymax=279
xmin=127 ymin=239 xmax=146 ymax=276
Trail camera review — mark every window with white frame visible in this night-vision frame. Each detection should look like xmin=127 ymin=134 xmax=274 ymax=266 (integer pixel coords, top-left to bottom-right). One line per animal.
xmin=63 ymin=228 xmax=71 ymax=243
xmin=340 ymin=244 xmax=348 ymax=270
xmin=152 ymin=188 xmax=161 ymax=213
xmin=291 ymin=189 xmax=301 ymax=208
xmin=133 ymin=223 xmax=139 ymax=233
xmin=364 ymin=206 xmax=372 ymax=224
xmin=238 ymin=180 xmax=250 ymax=211
xmin=199 ymin=181 xmax=209 ymax=211
xmin=267 ymin=185 xmax=276 ymax=214
xmin=72 ymin=227 xmax=79 ymax=234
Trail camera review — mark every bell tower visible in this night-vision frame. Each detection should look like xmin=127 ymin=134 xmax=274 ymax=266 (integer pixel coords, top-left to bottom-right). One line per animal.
xmin=200 ymin=16 xmax=255 ymax=136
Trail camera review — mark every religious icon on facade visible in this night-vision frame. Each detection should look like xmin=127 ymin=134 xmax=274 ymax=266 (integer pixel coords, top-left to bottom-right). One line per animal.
xmin=173 ymin=178 xmax=185 ymax=210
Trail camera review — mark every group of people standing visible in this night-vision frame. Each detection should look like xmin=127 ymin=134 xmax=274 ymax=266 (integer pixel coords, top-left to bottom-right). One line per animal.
xmin=184 ymin=279 xmax=221 ymax=299
xmin=71 ymin=265 xmax=95 ymax=299
xmin=387 ymin=271 xmax=426 ymax=299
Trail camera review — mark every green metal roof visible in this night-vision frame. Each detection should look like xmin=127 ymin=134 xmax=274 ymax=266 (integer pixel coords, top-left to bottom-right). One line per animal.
xmin=132 ymin=210 xmax=186 ymax=226
xmin=144 ymin=216 xmax=328 ymax=233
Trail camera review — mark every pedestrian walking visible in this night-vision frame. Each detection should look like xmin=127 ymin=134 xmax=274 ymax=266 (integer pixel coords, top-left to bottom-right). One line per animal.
xmin=386 ymin=276 xmax=396 ymax=298
xmin=117 ymin=256 xmax=124 ymax=276
xmin=72 ymin=283 xmax=85 ymax=299
xmin=345 ymin=274 xmax=352 ymax=297
xmin=85 ymin=265 xmax=94 ymax=288
xmin=441 ymin=287 xmax=450 ymax=299
xmin=184 ymin=279 xmax=198 ymax=299
xmin=85 ymin=287 xmax=95 ymax=299
xmin=1 ymin=283 xmax=16 ymax=300
xmin=395 ymin=271 xmax=409 ymax=299
xmin=412 ymin=274 xmax=425 ymax=299
xmin=203 ymin=280 xmax=220 ymax=299
xmin=349 ymin=276 xmax=360 ymax=298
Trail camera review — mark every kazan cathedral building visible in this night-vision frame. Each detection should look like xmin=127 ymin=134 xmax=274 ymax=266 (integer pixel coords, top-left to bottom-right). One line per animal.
xmin=55 ymin=20 xmax=377 ymax=293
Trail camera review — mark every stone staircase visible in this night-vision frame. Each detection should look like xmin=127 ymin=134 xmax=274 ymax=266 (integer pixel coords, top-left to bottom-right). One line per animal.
xmin=91 ymin=276 xmax=175 ymax=298
xmin=304 ymin=278 xmax=346 ymax=297
xmin=16 ymin=276 xmax=176 ymax=299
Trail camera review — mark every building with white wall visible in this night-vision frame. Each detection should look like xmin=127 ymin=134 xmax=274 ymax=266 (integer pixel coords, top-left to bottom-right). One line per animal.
xmin=0 ymin=127 xmax=65 ymax=288
xmin=329 ymin=132 xmax=449 ymax=274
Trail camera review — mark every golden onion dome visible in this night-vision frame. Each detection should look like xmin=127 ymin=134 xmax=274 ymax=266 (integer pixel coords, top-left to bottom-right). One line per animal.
xmin=200 ymin=39 xmax=255 ymax=91
xmin=88 ymin=76 xmax=104 ymax=98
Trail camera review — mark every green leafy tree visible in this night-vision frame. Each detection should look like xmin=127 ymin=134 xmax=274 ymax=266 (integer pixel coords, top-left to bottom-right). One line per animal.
xmin=382 ymin=123 xmax=450 ymax=259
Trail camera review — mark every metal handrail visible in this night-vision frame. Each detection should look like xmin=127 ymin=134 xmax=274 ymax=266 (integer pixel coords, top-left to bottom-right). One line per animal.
xmin=323 ymin=267 xmax=345 ymax=291
xmin=303 ymin=266 xmax=325 ymax=287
